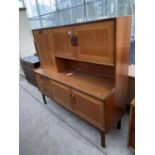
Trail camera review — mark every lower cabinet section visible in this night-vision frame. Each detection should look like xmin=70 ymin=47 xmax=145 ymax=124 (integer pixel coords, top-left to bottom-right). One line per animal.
xmin=35 ymin=73 xmax=105 ymax=130
xmin=71 ymin=90 xmax=104 ymax=129
xmin=52 ymin=81 xmax=72 ymax=109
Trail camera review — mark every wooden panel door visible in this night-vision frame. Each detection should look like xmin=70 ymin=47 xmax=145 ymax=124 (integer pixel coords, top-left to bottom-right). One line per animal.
xmin=52 ymin=81 xmax=72 ymax=109
xmin=33 ymin=29 xmax=54 ymax=68
xmin=35 ymin=73 xmax=53 ymax=99
xmin=74 ymin=21 xmax=115 ymax=65
xmin=72 ymin=90 xmax=104 ymax=129
xmin=50 ymin=27 xmax=76 ymax=58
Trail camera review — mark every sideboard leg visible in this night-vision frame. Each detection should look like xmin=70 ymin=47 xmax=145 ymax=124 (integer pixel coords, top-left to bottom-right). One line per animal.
xmin=100 ymin=130 xmax=106 ymax=148
xmin=42 ymin=93 xmax=47 ymax=104
xmin=116 ymin=119 xmax=121 ymax=129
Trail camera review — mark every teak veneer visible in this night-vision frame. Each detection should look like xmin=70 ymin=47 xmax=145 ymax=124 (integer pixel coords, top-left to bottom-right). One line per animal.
xmin=33 ymin=16 xmax=131 ymax=148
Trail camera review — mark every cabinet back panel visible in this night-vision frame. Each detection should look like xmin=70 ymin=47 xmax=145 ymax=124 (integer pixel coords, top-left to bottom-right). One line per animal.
xmin=70 ymin=61 xmax=115 ymax=80
xmin=55 ymin=57 xmax=114 ymax=79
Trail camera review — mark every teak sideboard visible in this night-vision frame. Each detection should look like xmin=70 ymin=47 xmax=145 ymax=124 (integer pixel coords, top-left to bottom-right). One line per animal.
xmin=33 ymin=16 xmax=131 ymax=148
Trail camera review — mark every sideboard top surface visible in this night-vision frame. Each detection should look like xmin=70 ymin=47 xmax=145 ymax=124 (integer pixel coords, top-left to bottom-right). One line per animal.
xmin=34 ymin=68 xmax=114 ymax=100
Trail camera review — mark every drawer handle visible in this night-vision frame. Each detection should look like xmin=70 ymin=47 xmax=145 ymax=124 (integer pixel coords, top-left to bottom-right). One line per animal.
xmin=43 ymin=87 xmax=47 ymax=92
xmin=70 ymin=94 xmax=76 ymax=103
xmin=42 ymin=82 xmax=46 ymax=86
xmin=40 ymin=76 xmax=45 ymax=80
xmin=69 ymin=94 xmax=73 ymax=100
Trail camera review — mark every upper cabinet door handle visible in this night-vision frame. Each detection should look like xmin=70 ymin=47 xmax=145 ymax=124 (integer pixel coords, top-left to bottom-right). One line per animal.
xmin=74 ymin=36 xmax=78 ymax=46
xmin=70 ymin=35 xmax=78 ymax=46
xmin=38 ymin=30 xmax=42 ymax=33
xmin=71 ymin=35 xmax=75 ymax=46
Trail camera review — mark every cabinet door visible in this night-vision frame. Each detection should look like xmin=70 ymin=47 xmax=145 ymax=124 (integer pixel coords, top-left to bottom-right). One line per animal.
xmin=52 ymin=81 xmax=72 ymax=109
xmin=35 ymin=73 xmax=53 ymax=99
xmin=74 ymin=21 xmax=115 ymax=65
xmin=33 ymin=30 xmax=54 ymax=67
xmin=72 ymin=90 xmax=104 ymax=128
xmin=51 ymin=27 xmax=76 ymax=58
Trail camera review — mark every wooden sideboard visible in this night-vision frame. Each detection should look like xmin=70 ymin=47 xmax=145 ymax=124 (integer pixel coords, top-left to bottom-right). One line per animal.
xmin=33 ymin=16 xmax=131 ymax=148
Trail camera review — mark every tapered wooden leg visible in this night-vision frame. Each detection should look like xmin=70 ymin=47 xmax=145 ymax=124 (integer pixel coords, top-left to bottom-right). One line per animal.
xmin=116 ymin=119 xmax=121 ymax=129
xmin=100 ymin=130 xmax=106 ymax=148
xmin=42 ymin=93 xmax=47 ymax=104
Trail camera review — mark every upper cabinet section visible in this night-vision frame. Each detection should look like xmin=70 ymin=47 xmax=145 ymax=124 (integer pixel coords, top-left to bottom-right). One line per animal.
xmin=49 ymin=26 xmax=76 ymax=58
xmin=74 ymin=21 xmax=115 ymax=65
xmin=33 ymin=30 xmax=54 ymax=68
xmin=33 ymin=18 xmax=117 ymax=67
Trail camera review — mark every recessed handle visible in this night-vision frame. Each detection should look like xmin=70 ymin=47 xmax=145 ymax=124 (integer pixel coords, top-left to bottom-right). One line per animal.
xmin=70 ymin=94 xmax=76 ymax=102
xmin=40 ymin=76 xmax=45 ymax=80
xmin=70 ymin=35 xmax=78 ymax=46
xmin=74 ymin=36 xmax=78 ymax=46
xmin=69 ymin=94 xmax=73 ymax=100
xmin=38 ymin=30 xmax=43 ymax=33
xmin=43 ymin=87 xmax=47 ymax=92
xmin=70 ymin=35 xmax=75 ymax=46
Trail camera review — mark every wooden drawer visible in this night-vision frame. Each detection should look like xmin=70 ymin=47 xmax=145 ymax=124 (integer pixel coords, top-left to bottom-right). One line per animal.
xmin=71 ymin=90 xmax=104 ymax=129
xmin=35 ymin=73 xmax=53 ymax=98
xmin=52 ymin=81 xmax=72 ymax=109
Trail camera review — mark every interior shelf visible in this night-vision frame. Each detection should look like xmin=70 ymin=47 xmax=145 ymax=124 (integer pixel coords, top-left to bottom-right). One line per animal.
xmin=55 ymin=55 xmax=115 ymax=67
xmin=34 ymin=68 xmax=114 ymax=100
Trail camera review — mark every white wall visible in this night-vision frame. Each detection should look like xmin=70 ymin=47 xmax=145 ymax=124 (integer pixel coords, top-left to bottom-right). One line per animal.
xmin=19 ymin=9 xmax=36 ymax=58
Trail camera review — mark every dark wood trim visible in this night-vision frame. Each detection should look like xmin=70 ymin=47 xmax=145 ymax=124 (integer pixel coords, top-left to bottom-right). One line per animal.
xmin=19 ymin=7 xmax=26 ymax=11
xmin=42 ymin=93 xmax=47 ymax=104
xmin=32 ymin=16 xmax=131 ymax=32
xmin=100 ymin=130 xmax=106 ymax=148
xmin=116 ymin=119 xmax=121 ymax=129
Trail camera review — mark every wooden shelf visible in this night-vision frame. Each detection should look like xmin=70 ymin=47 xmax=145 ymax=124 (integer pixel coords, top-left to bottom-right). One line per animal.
xmin=55 ymin=55 xmax=115 ymax=67
xmin=34 ymin=68 xmax=114 ymax=100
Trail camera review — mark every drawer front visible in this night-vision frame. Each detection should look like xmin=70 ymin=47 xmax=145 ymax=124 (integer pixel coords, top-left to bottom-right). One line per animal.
xmin=72 ymin=90 xmax=104 ymax=128
xmin=52 ymin=81 xmax=72 ymax=109
xmin=35 ymin=73 xmax=53 ymax=98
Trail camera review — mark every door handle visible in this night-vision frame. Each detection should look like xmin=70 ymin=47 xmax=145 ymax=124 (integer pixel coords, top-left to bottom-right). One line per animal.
xmin=70 ymin=35 xmax=75 ymax=46
xmin=70 ymin=35 xmax=78 ymax=46
xmin=74 ymin=36 xmax=78 ymax=46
